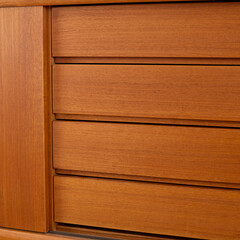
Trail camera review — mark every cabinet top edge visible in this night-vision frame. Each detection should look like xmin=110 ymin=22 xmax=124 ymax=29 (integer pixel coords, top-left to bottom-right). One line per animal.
xmin=0 ymin=0 xmax=217 ymax=8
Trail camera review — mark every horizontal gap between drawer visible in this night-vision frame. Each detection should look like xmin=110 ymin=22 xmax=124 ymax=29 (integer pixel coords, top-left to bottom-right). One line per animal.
xmin=55 ymin=169 xmax=240 ymax=190
xmin=52 ymin=1 xmax=214 ymax=9
xmin=55 ymin=223 xmax=202 ymax=240
xmin=55 ymin=114 xmax=240 ymax=129
xmin=54 ymin=57 xmax=240 ymax=66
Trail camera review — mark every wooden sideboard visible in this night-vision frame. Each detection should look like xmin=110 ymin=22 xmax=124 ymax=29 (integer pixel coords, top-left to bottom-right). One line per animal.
xmin=0 ymin=1 xmax=240 ymax=239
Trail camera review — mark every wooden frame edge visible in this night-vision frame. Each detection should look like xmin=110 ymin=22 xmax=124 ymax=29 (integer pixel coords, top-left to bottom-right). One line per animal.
xmin=0 ymin=227 xmax=88 ymax=240
xmin=0 ymin=0 xmax=211 ymax=8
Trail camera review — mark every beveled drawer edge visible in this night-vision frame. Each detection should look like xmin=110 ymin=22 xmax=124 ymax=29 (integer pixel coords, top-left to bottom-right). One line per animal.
xmin=55 ymin=169 xmax=240 ymax=190
xmin=54 ymin=57 xmax=240 ymax=65
xmin=55 ymin=114 xmax=240 ymax=128
xmin=56 ymin=224 xmax=182 ymax=240
xmin=0 ymin=0 xmax=210 ymax=8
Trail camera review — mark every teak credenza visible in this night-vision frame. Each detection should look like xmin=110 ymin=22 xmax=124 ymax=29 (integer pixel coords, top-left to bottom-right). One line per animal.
xmin=0 ymin=1 xmax=240 ymax=240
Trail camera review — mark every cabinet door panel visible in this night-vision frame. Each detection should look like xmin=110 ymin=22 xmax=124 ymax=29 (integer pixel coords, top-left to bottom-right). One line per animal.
xmin=0 ymin=7 xmax=48 ymax=232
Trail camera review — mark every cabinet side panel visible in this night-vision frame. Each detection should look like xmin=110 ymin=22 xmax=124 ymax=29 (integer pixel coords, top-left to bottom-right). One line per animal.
xmin=0 ymin=7 xmax=48 ymax=232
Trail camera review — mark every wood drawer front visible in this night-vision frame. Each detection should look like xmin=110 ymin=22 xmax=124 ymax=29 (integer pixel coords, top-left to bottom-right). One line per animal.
xmin=54 ymin=176 xmax=240 ymax=239
xmin=53 ymin=121 xmax=240 ymax=184
xmin=52 ymin=3 xmax=240 ymax=58
xmin=53 ymin=65 xmax=240 ymax=121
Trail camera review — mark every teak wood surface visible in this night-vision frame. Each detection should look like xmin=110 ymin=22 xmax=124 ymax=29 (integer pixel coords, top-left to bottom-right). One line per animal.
xmin=1 ymin=0 xmax=240 ymax=239
xmin=55 ymin=57 xmax=240 ymax=65
xmin=54 ymin=176 xmax=240 ymax=240
xmin=55 ymin=113 xmax=240 ymax=128
xmin=0 ymin=228 xmax=89 ymax=240
xmin=57 ymin=224 xmax=182 ymax=240
xmin=52 ymin=2 xmax=240 ymax=58
xmin=53 ymin=65 xmax=240 ymax=121
xmin=53 ymin=121 xmax=240 ymax=184
xmin=0 ymin=7 xmax=48 ymax=232
xmin=0 ymin=0 xmax=212 ymax=7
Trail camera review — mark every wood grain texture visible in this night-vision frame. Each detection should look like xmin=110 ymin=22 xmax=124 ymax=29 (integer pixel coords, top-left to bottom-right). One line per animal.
xmin=0 ymin=0 xmax=212 ymax=7
xmin=0 ymin=7 xmax=48 ymax=232
xmin=53 ymin=121 xmax=240 ymax=184
xmin=54 ymin=176 xmax=240 ymax=239
xmin=0 ymin=228 xmax=89 ymax=240
xmin=52 ymin=2 xmax=240 ymax=58
xmin=53 ymin=65 xmax=240 ymax=121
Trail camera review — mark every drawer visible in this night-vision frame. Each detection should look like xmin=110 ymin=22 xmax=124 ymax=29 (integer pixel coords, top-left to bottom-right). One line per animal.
xmin=52 ymin=3 xmax=240 ymax=58
xmin=54 ymin=176 xmax=240 ymax=239
xmin=53 ymin=65 xmax=240 ymax=121
xmin=53 ymin=121 xmax=240 ymax=184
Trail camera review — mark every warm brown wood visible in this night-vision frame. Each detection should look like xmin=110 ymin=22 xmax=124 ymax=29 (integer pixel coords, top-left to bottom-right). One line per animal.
xmin=45 ymin=6 xmax=56 ymax=232
xmin=55 ymin=114 xmax=240 ymax=128
xmin=53 ymin=121 xmax=240 ymax=184
xmin=55 ymin=169 xmax=240 ymax=190
xmin=53 ymin=65 xmax=240 ymax=121
xmin=52 ymin=3 xmax=240 ymax=58
xmin=54 ymin=176 xmax=240 ymax=239
xmin=57 ymin=224 xmax=180 ymax=240
xmin=0 ymin=7 xmax=48 ymax=232
xmin=0 ymin=227 xmax=88 ymax=240
xmin=0 ymin=0 xmax=213 ymax=7
xmin=55 ymin=57 xmax=240 ymax=65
